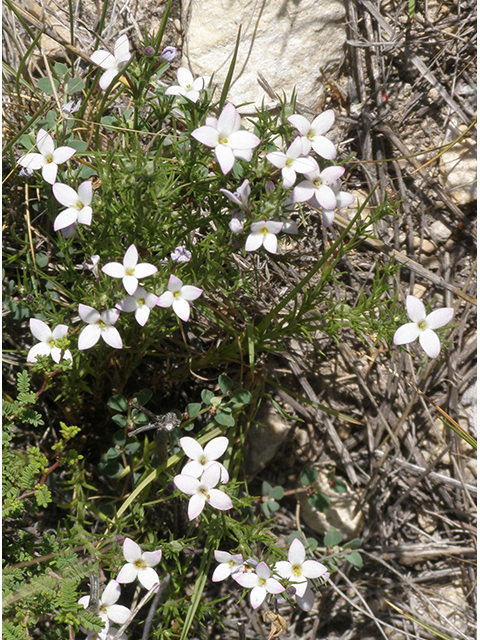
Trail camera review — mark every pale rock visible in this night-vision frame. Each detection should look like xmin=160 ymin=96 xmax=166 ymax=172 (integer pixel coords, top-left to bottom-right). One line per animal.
xmin=417 ymin=510 xmax=437 ymax=535
xmin=439 ymin=123 xmax=477 ymax=205
xmin=413 ymin=237 xmax=436 ymax=254
xmin=299 ymin=472 xmax=363 ymax=539
xmin=244 ymin=400 xmax=291 ymax=477
xmin=429 ymin=219 xmax=452 ymax=243
xmin=182 ymin=0 xmax=348 ymax=111
xmin=412 ymin=284 xmax=427 ymax=299
xmin=460 ymin=379 xmax=477 ymax=436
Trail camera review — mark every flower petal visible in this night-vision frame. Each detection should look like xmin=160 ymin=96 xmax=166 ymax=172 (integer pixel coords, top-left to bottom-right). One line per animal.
xmin=262 ymin=232 xmax=278 ymax=254
xmin=142 ymin=550 xmax=162 ymax=567
xmin=106 ymin=604 xmax=131 ymax=625
xmin=172 ymin=297 xmax=191 ymax=322
xmin=266 ymin=151 xmax=287 ymax=169
xmin=406 ymin=295 xmax=426 ymax=323
xmin=101 ymin=326 xmax=123 ymax=349
xmin=36 ymin=129 xmax=54 ymax=156
xmin=311 ymin=136 xmax=337 ymax=160
xmin=180 ymin=285 xmax=203 ymax=301
xmin=157 ymin=291 xmax=174 ymax=308
xmin=78 ymin=324 xmax=101 ymax=350
xmin=77 ymin=206 xmax=93 ymax=226
xmin=116 ymin=563 xmax=138 ymax=584
xmin=181 ymin=460 xmax=204 ymax=477
xmin=114 ymin=34 xmax=131 ymax=64
xmin=217 ymin=103 xmax=240 ymax=136
xmin=123 ymin=245 xmax=138 ymax=269
xmin=52 ymin=146 xmax=76 ymax=164
xmin=102 ymin=580 xmax=121 ymax=606
xmin=313 ymin=185 xmax=337 ymax=210
xmin=288 ymin=539 xmax=306 ymax=565
xmin=227 ymin=130 xmax=260 ymax=151
xmin=245 ymin=232 xmax=264 ymax=252
xmin=102 ymin=262 xmax=126 ymax=278
xmin=426 ymin=307 xmax=454 ymax=330
xmin=311 ymin=109 xmax=335 ymax=135
xmin=99 ymin=68 xmax=119 ymax=90
xmin=393 ymin=322 xmax=420 ymax=346
xmin=177 ymin=66 xmax=194 ymax=87
xmin=215 ymin=144 xmax=235 ymax=174
xmin=30 ymin=318 xmax=51 ymax=342
xmin=179 ymin=436 xmax=204 ymax=460
xmin=292 ymin=181 xmax=315 ymax=203
xmin=249 ymin=585 xmax=267 ymax=609
xmin=42 ymin=163 xmax=58 ymax=184
xmin=91 ymin=49 xmax=116 ymax=69
xmin=18 ymin=153 xmax=45 ymax=170
xmin=174 ymin=473 xmax=199 ymax=495
xmin=191 ymin=126 xmax=219 ymax=148
xmin=188 ymin=493 xmax=206 ymax=520
xmin=288 ymin=114 xmax=311 ymax=135
xmin=212 ymin=563 xmax=232 ymax=582
xmin=203 ymin=436 xmax=229 ymax=461
xmin=78 ymin=181 xmax=93 ymax=205
xmin=137 ymin=566 xmax=160 ymax=590
xmin=78 ymin=304 xmax=100 ymax=323
xmin=234 ymin=573 xmax=258 ymax=588
xmin=54 ymin=208 xmax=78 ymax=231
xmin=135 ymin=305 xmax=151 ymax=326
xmin=419 ymin=329 xmax=441 ymax=358
xmin=207 ymin=489 xmax=233 ymax=511
xmin=134 ymin=263 xmax=158 ymax=279
xmin=302 ymin=559 xmax=329 ymax=579
xmin=123 ymin=275 xmax=139 ymax=295
xmin=123 ymin=538 xmax=142 ymax=563
xmin=27 ymin=342 xmax=51 ymax=363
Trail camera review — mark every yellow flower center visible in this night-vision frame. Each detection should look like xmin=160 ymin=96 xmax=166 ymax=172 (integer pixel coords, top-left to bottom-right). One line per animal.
xmin=417 ymin=320 xmax=427 ymax=330
xmin=49 ymin=338 xmax=56 ymax=348
xmin=138 ymin=298 xmax=145 ymax=306
xmin=126 ymin=268 xmax=135 ymax=276
xmin=134 ymin=559 xmax=147 ymax=569
xmin=76 ymin=200 xmax=84 ymax=210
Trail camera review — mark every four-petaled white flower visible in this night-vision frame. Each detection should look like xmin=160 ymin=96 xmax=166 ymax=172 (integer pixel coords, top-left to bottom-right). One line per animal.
xmin=77 ymin=304 xmax=123 ymax=350
xmin=393 ymin=295 xmax=454 ymax=358
xmin=179 ymin=436 xmax=229 ymax=482
xmin=18 ymin=129 xmax=76 ymax=184
xmin=157 ymin=275 xmax=202 ymax=322
xmin=275 ymin=538 xmax=329 ymax=598
xmin=266 ymin=137 xmax=318 ymax=189
xmin=234 ymin=561 xmax=284 ymax=610
xmin=245 ymin=220 xmax=283 ymax=254
xmin=192 ymin=103 xmax=260 ymax=174
xmin=292 ymin=165 xmax=345 ymax=211
xmin=173 ymin=462 xmax=233 ymax=520
xmin=220 ymin=179 xmax=251 ymax=209
xmin=102 ymin=244 xmax=158 ymax=295
xmin=165 ymin=67 xmax=207 ymax=103
xmin=52 ymin=181 xmax=93 ymax=231
xmin=288 ymin=110 xmax=337 ymax=159
xmin=308 ymin=179 xmax=355 ymax=227
xmin=116 ymin=287 xmax=159 ymax=326
xmin=27 ymin=318 xmax=72 ymax=364
xmin=212 ymin=550 xmax=244 ymax=582
xmin=90 ymin=34 xmax=131 ymax=90
xmin=116 ymin=538 xmax=162 ymax=590
xmin=78 ymin=580 xmax=130 ymax=630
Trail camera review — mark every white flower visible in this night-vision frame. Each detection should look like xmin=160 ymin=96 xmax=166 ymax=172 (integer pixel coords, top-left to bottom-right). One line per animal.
xmin=292 ymin=165 xmax=345 ymax=210
xmin=157 ymin=275 xmax=202 ymax=322
xmin=116 ymin=287 xmax=158 ymax=326
xmin=102 ymin=244 xmax=158 ymax=295
xmin=78 ymin=580 xmax=130 ymax=629
xmin=77 ymin=304 xmax=123 ymax=350
xmin=308 ymin=179 xmax=355 ymax=227
xmin=288 ymin=110 xmax=337 ymax=159
xmin=245 ymin=220 xmax=283 ymax=254
xmin=116 ymin=538 xmax=162 ymax=590
xmin=52 ymin=181 xmax=93 ymax=231
xmin=27 ymin=318 xmax=72 ymax=364
xmin=18 ymin=129 xmax=76 ymax=184
xmin=192 ymin=103 xmax=260 ymax=174
xmin=393 ymin=295 xmax=454 ymax=358
xmin=229 ymin=211 xmax=245 ymax=234
xmin=220 ymin=179 xmax=251 ymax=209
xmin=212 ymin=550 xmax=244 ymax=582
xmin=233 ymin=561 xmax=284 ymax=609
xmin=173 ymin=463 xmax=233 ymax=520
xmin=90 ymin=34 xmax=131 ymax=90
xmin=274 ymin=539 xmax=329 ymax=598
xmin=165 ymin=67 xmax=207 ymax=103
xmin=179 ymin=436 xmax=229 ymax=482
xmin=266 ymin=137 xmax=318 ymax=189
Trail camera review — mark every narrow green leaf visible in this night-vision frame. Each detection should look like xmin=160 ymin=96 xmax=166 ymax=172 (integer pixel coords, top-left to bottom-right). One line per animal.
xmin=218 ymin=25 xmax=242 ymax=112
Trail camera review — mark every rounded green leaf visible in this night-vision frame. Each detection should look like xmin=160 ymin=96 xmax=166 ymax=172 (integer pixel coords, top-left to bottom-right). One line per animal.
xmin=345 ymin=551 xmax=363 ymax=568
xmin=214 ymin=412 xmax=235 ymax=427
xmin=112 ymin=414 xmax=127 ymax=428
xmin=218 ymin=374 xmax=233 ymax=394
xmin=133 ymin=389 xmax=153 ymax=406
xmin=186 ymin=403 xmax=202 ymax=418
xmin=269 ymin=485 xmax=284 ymax=500
xmin=298 ymin=467 xmax=319 ymax=486
xmin=232 ymin=389 xmax=252 ymax=404
xmin=107 ymin=395 xmax=128 ymax=412
xmin=324 ymin=527 xmax=342 ymax=548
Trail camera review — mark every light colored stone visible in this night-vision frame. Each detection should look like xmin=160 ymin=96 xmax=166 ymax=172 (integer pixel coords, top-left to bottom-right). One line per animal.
xmin=460 ymin=380 xmax=477 ymax=436
xmin=299 ymin=472 xmax=363 ymax=539
xmin=413 ymin=237 xmax=436 ymax=254
xmin=412 ymin=284 xmax=427 ymax=299
xmin=182 ymin=0 xmax=348 ymax=112
xmin=429 ymin=219 xmax=452 ymax=243
xmin=439 ymin=123 xmax=477 ymax=205
xmin=244 ymin=400 xmax=291 ymax=477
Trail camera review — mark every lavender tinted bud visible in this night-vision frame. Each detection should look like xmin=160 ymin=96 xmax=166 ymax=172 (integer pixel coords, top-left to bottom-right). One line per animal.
xmin=19 ymin=167 xmax=34 ymax=178
xmin=161 ymin=46 xmax=178 ymax=62
xmin=171 ymin=246 xmax=192 ymax=263
xmin=144 ymin=46 xmax=155 ymax=58
xmin=229 ymin=211 xmax=245 ymax=234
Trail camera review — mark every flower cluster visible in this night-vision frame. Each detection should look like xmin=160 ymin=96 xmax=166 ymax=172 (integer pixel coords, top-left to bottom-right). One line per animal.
xmin=173 ymin=436 xmax=232 ymax=520
xmin=78 ymin=537 xmax=162 ymax=638
xmin=212 ymin=539 xmax=329 ymax=611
